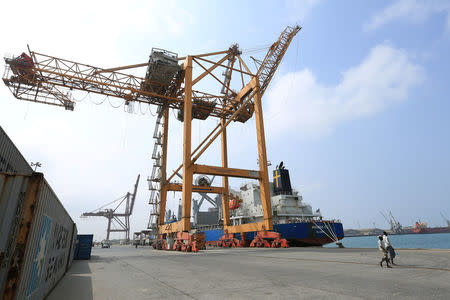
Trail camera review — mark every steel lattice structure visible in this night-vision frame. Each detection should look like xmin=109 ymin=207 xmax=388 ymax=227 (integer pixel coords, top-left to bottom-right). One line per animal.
xmin=81 ymin=175 xmax=140 ymax=241
xmin=3 ymin=26 xmax=300 ymax=239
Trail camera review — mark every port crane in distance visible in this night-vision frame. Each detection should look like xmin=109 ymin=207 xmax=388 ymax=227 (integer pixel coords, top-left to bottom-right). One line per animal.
xmin=379 ymin=210 xmax=403 ymax=234
xmin=441 ymin=212 xmax=450 ymax=227
xmin=3 ymin=25 xmax=301 ymax=252
xmin=81 ymin=175 xmax=140 ymax=243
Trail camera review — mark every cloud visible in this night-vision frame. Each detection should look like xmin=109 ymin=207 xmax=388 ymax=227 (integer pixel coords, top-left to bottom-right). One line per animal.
xmin=264 ymin=44 xmax=424 ymax=137
xmin=365 ymin=0 xmax=450 ymax=31
xmin=285 ymin=0 xmax=322 ymax=22
xmin=0 ymin=0 xmax=194 ymax=69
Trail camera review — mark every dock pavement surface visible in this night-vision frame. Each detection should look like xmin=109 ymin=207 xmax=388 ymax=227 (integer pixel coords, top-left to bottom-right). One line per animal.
xmin=47 ymin=246 xmax=450 ymax=299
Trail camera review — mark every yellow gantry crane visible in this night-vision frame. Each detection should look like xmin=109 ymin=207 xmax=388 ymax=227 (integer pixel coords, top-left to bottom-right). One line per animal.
xmin=3 ymin=25 xmax=300 ymax=251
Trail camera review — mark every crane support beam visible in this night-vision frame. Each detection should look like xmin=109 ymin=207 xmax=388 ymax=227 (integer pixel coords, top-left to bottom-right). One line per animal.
xmin=224 ymin=222 xmax=270 ymax=234
xmin=223 ymin=84 xmax=273 ymax=234
xmin=82 ymin=213 xmax=107 ymax=217
xmin=193 ymin=57 xmax=236 ymax=97
xmin=94 ymin=62 xmax=148 ymax=74
xmin=192 ymin=54 xmax=231 ymax=86
xmin=180 ymin=56 xmax=194 ymax=232
xmin=165 ymin=183 xmax=224 ymax=194
xmin=236 ymin=77 xmax=258 ymax=102
xmin=194 ymin=56 xmax=254 ymax=77
xmin=93 ymin=50 xmax=230 ymax=74
xmin=253 ymin=86 xmax=273 ymax=230
xmin=159 ymin=220 xmax=185 ymax=234
xmin=191 ymin=50 xmax=229 ymax=59
xmin=221 ymin=116 xmax=230 ymax=226
xmin=193 ymin=164 xmax=260 ymax=179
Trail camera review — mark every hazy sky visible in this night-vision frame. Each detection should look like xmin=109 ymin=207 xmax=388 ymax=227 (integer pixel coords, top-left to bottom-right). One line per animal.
xmin=1 ymin=0 xmax=449 ymax=240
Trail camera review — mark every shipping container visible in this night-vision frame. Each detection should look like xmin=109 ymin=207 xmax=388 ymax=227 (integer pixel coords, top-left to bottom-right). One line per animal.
xmin=0 ymin=173 xmax=76 ymax=300
xmin=0 ymin=126 xmax=33 ymax=174
xmin=74 ymin=235 xmax=93 ymax=260
xmin=0 ymin=174 xmax=31 ymax=296
xmin=66 ymin=224 xmax=78 ymax=270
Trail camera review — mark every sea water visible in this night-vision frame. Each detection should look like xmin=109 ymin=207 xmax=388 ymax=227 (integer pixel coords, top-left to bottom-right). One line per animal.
xmin=324 ymin=233 xmax=450 ymax=249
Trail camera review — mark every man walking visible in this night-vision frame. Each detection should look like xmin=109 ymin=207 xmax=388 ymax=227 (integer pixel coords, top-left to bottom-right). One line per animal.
xmin=378 ymin=235 xmax=392 ymax=268
xmin=383 ymin=231 xmax=396 ymax=265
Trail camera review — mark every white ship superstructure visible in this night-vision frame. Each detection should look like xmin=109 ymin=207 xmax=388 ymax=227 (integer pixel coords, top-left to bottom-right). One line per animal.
xmin=230 ymin=182 xmax=322 ymax=225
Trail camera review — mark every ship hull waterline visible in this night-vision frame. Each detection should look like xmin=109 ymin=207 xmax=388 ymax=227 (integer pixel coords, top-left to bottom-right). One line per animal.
xmin=201 ymin=221 xmax=344 ymax=247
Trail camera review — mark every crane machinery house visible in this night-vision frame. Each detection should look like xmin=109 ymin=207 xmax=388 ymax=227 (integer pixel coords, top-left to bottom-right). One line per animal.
xmin=141 ymin=48 xmax=181 ymax=94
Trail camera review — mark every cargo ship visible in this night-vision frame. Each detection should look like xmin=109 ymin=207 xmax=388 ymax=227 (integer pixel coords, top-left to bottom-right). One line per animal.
xmin=411 ymin=221 xmax=450 ymax=234
xmin=196 ymin=163 xmax=344 ymax=246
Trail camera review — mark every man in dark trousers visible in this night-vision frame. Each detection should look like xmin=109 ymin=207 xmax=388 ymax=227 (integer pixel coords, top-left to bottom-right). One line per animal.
xmin=383 ymin=231 xmax=396 ymax=265
xmin=378 ymin=235 xmax=392 ymax=268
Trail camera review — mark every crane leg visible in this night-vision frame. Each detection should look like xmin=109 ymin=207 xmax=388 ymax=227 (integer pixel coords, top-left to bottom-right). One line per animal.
xmin=239 ymin=232 xmax=247 ymax=247
xmin=181 ymin=56 xmax=193 ymax=232
xmin=106 ymin=217 xmax=112 ymax=241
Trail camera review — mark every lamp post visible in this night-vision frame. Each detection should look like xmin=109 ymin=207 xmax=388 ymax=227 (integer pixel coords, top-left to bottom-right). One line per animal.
xmin=30 ymin=162 xmax=41 ymax=171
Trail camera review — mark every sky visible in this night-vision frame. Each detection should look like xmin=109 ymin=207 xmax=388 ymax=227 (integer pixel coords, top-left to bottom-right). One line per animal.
xmin=1 ymin=0 xmax=449 ymax=240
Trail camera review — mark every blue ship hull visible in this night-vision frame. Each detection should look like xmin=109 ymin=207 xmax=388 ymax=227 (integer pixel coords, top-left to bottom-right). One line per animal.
xmin=203 ymin=221 xmax=344 ymax=246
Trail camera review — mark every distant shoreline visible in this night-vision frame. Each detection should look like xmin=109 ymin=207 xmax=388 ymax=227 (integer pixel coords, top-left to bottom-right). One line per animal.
xmin=344 ymin=232 xmax=450 ymax=237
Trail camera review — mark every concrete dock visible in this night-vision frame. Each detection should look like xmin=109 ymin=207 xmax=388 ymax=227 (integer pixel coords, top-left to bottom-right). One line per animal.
xmin=48 ymin=246 xmax=450 ymax=299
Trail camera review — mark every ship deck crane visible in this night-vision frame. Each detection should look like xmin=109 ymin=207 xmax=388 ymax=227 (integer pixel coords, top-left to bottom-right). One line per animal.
xmin=380 ymin=210 xmax=403 ymax=233
xmin=3 ymin=25 xmax=301 ymax=252
xmin=441 ymin=212 xmax=450 ymax=227
xmin=81 ymin=175 xmax=140 ymax=242
xmin=388 ymin=211 xmax=403 ymax=233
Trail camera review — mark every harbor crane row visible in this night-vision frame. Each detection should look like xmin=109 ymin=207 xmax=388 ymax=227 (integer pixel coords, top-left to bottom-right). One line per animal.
xmin=3 ymin=25 xmax=301 ymax=251
xmin=380 ymin=210 xmax=403 ymax=234
xmin=81 ymin=175 xmax=140 ymax=242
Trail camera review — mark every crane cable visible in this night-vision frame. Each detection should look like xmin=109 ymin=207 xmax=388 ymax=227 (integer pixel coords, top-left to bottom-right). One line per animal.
xmin=112 ymin=194 xmax=128 ymax=212
xmin=323 ymin=221 xmax=339 ymax=242
xmin=241 ymin=44 xmax=271 ymax=54
xmin=90 ymin=194 xmax=128 ymax=213
xmin=312 ymin=220 xmax=338 ymax=243
xmin=90 ymin=94 xmax=108 ymax=105
xmin=108 ymin=96 xmax=124 ymax=108
xmin=138 ymin=102 xmax=150 ymax=115
xmin=149 ymin=104 xmax=157 ymax=117
xmin=72 ymin=91 xmax=90 ymax=102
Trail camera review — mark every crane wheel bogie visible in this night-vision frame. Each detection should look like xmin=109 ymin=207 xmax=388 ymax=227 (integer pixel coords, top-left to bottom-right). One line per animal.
xmin=249 ymin=231 xmax=289 ymax=248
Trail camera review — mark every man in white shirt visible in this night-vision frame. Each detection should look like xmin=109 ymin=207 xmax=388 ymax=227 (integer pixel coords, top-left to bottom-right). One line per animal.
xmin=383 ymin=231 xmax=396 ymax=265
xmin=378 ymin=235 xmax=392 ymax=268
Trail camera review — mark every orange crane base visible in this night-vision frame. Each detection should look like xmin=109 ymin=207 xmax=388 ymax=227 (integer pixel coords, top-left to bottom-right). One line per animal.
xmin=250 ymin=231 xmax=289 ymax=248
xmin=153 ymin=232 xmax=204 ymax=252
xmin=152 ymin=239 xmax=168 ymax=250
xmin=173 ymin=232 xmax=202 ymax=252
xmin=219 ymin=233 xmax=240 ymax=247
